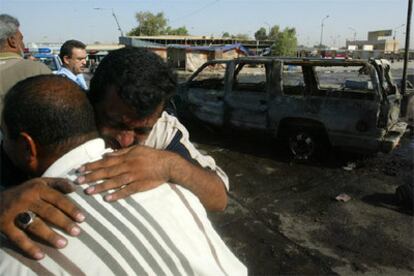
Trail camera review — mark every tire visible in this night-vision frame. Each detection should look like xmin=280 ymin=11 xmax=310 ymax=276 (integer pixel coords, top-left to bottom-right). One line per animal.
xmin=396 ymin=182 xmax=414 ymax=211
xmin=286 ymin=127 xmax=327 ymax=160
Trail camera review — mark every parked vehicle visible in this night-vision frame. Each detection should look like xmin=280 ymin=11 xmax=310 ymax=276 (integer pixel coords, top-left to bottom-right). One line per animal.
xmin=175 ymin=57 xmax=407 ymax=159
xmin=87 ymin=51 xmax=108 ymax=74
xmin=33 ymin=52 xmax=62 ymax=73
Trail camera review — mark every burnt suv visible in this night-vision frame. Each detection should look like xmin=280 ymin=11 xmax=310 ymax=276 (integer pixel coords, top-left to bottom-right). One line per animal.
xmin=175 ymin=57 xmax=407 ymax=159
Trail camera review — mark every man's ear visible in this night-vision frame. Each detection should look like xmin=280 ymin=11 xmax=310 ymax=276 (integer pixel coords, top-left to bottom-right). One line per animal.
xmin=63 ymin=55 xmax=70 ymax=66
xmin=19 ymin=132 xmax=39 ymax=171
xmin=6 ymin=35 xmax=17 ymax=49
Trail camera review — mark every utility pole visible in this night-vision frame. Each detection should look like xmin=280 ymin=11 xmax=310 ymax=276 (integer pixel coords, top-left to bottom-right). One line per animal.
xmin=111 ymin=9 xmax=124 ymax=37
xmin=401 ymin=0 xmax=412 ymax=96
xmin=348 ymin=27 xmax=357 ymax=44
xmin=94 ymin=8 xmax=124 ymax=37
xmin=393 ymin=24 xmax=405 ymax=54
xmin=319 ymin=15 xmax=329 ymax=49
xmin=264 ymin=22 xmax=271 ymax=38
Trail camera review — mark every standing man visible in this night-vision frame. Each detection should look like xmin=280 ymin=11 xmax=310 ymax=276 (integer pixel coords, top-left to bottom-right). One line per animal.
xmin=56 ymin=39 xmax=88 ymax=90
xmin=0 ymin=14 xmax=51 ymax=119
xmin=0 ymin=15 xmax=82 ymax=260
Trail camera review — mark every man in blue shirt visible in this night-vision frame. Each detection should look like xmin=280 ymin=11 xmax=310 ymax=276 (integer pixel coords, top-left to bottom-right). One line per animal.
xmin=56 ymin=39 xmax=88 ymax=90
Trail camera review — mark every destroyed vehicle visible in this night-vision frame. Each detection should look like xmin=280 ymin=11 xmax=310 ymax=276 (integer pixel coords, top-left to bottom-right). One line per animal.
xmin=395 ymin=74 xmax=414 ymax=127
xmin=175 ymin=57 xmax=407 ymax=159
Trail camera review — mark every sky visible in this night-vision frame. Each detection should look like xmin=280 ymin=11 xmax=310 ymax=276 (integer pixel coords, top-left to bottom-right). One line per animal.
xmin=0 ymin=0 xmax=412 ymax=48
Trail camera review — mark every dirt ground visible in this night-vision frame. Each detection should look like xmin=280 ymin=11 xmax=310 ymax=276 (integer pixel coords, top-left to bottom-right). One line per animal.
xmin=187 ymin=123 xmax=413 ymax=275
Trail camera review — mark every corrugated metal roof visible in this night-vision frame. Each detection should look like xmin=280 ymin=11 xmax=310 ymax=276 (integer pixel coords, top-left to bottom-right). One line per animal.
xmin=125 ymin=35 xmax=231 ymax=40
xmin=86 ymin=44 xmax=124 ymax=51
xmin=167 ymin=43 xmax=252 ymax=55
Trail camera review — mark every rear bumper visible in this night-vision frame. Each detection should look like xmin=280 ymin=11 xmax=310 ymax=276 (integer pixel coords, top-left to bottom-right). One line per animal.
xmin=328 ymin=122 xmax=407 ymax=154
xmin=381 ymin=121 xmax=408 ymax=153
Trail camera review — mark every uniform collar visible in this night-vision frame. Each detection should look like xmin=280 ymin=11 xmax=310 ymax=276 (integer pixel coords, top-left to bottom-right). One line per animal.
xmin=0 ymin=52 xmax=23 ymax=60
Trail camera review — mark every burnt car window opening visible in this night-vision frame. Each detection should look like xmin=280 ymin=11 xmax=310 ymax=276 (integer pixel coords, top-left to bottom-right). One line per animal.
xmin=282 ymin=64 xmax=305 ymax=96
xmin=189 ymin=63 xmax=226 ymax=90
xmin=234 ymin=63 xmax=267 ymax=93
xmin=314 ymin=65 xmax=375 ymax=93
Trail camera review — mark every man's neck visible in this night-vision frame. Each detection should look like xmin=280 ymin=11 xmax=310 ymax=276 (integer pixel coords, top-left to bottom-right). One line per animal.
xmin=36 ymin=132 xmax=100 ymax=176
xmin=62 ymin=65 xmax=77 ymax=76
xmin=0 ymin=45 xmax=20 ymax=55
xmin=1 ymin=144 xmax=29 ymax=188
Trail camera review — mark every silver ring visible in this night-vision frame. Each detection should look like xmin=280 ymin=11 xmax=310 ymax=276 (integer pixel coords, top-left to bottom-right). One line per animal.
xmin=16 ymin=211 xmax=36 ymax=229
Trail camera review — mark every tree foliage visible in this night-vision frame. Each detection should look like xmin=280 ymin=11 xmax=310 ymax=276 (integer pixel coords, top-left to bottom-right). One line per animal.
xmin=232 ymin=33 xmax=250 ymax=40
xmin=253 ymin=24 xmax=297 ymax=56
xmin=165 ymin=26 xmax=189 ymax=35
xmin=128 ymin=11 xmax=188 ymax=36
xmin=271 ymin=27 xmax=297 ymax=57
xmin=268 ymin=25 xmax=280 ymax=40
xmin=253 ymin=25 xmax=280 ymax=40
xmin=128 ymin=12 xmax=167 ymax=36
xmin=254 ymin=27 xmax=267 ymax=41
xmin=220 ymin=32 xmax=250 ymax=40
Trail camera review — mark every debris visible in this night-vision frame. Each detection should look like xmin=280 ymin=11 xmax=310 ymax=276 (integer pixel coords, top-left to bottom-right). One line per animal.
xmin=264 ymin=167 xmax=277 ymax=174
xmin=335 ymin=193 xmax=352 ymax=202
xmin=343 ymin=162 xmax=356 ymax=171
xmin=383 ymin=167 xmax=398 ymax=176
xmin=235 ymin=173 xmax=243 ymax=177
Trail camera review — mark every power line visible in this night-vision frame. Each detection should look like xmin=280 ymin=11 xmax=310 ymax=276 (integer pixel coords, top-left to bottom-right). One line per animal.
xmin=169 ymin=0 xmax=220 ymax=23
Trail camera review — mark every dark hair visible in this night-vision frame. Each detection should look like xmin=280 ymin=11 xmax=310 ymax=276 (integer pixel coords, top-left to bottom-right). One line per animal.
xmin=89 ymin=47 xmax=176 ymax=119
xmin=3 ymin=75 xmax=97 ymax=148
xmin=59 ymin=39 xmax=86 ymax=60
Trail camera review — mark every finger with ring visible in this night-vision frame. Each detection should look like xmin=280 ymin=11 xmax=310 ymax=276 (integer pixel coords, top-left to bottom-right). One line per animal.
xmin=16 ymin=211 xmax=37 ymax=229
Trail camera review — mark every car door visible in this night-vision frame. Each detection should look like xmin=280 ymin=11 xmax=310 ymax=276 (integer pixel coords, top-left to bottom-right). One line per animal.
xmin=224 ymin=61 xmax=270 ymax=130
xmin=309 ymin=62 xmax=382 ymax=149
xmin=184 ymin=62 xmax=228 ymax=126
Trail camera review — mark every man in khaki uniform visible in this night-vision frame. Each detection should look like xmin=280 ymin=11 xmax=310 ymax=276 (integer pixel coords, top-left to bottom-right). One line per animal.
xmin=0 ymin=14 xmax=51 ymax=120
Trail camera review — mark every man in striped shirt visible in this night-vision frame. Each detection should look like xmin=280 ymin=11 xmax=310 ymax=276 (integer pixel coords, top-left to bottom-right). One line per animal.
xmin=0 ymin=75 xmax=247 ymax=275
xmin=1 ymin=47 xmax=230 ymax=260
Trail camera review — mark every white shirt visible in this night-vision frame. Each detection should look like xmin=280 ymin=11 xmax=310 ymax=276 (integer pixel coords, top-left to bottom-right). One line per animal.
xmin=145 ymin=111 xmax=229 ymax=191
xmin=55 ymin=67 xmax=88 ymax=90
xmin=0 ymin=138 xmax=246 ymax=275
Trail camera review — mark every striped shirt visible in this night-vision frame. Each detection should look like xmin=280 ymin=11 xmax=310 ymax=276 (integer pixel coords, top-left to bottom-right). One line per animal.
xmin=0 ymin=138 xmax=246 ymax=275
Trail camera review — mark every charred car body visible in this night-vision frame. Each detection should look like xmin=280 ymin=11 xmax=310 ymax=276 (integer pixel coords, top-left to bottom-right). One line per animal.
xmin=175 ymin=57 xmax=408 ymax=159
